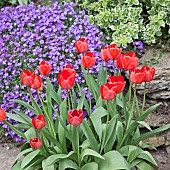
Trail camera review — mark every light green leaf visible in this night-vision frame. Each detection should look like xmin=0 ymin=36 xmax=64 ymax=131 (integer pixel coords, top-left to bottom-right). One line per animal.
xmin=15 ymin=148 xmax=33 ymax=162
xmin=46 ymin=151 xmax=75 ymax=165
xmin=24 ymin=127 xmax=36 ymax=140
xmin=98 ymin=151 xmax=130 ymax=170
xmin=81 ymin=162 xmax=98 ymax=170
xmin=137 ymin=121 xmax=152 ymax=131
xmin=81 ymin=120 xmax=99 ymax=152
xmin=90 ymin=107 xmax=108 ymax=142
xmin=77 ymin=93 xmax=85 ymax=109
xmin=21 ymin=150 xmax=40 ymax=169
xmin=42 ymin=159 xmax=55 ymax=170
xmin=80 ymin=149 xmax=105 ymax=162
xmin=136 ymin=161 xmax=152 ymax=170
xmin=59 ymin=159 xmax=78 ymax=170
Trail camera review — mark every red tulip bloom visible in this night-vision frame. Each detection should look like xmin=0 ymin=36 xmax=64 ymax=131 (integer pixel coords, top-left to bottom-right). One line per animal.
xmin=58 ymin=66 xmax=76 ymax=90
xmin=81 ymin=52 xmax=96 ymax=68
xmin=100 ymin=83 xmax=117 ymax=100
xmin=21 ymin=70 xmax=36 ymax=87
xmin=68 ymin=109 xmax=84 ymax=126
xmin=32 ymin=114 xmax=46 ymax=129
xmin=116 ymin=55 xmax=124 ymax=69
xmin=141 ymin=66 xmax=155 ymax=82
xmin=38 ymin=61 xmax=51 ymax=76
xmin=29 ymin=137 xmax=42 ymax=149
xmin=75 ymin=38 xmax=88 ymax=53
xmin=31 ymin=75 xmax=42 ymax=90
xmin=100 ymin=47 xmax=111 ymax=61
xmin=106 ymin=44 xmax=122 ymax=60
xmin=130 ymin=69 xmax=146 ymax=84
xmin=108 ymin=76 xmax=126 ymax=94
xmin=117 ymin=52 xmax=138 ymax=70
xmin=0 ymin=108 xmax=6 ymax=122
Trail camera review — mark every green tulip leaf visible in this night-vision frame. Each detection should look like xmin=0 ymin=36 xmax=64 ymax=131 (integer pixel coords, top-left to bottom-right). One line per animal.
xmin=81 ymin=162 xmax=98 ymax=170
xmin=59 ymin=159 xmax=78 ymax=170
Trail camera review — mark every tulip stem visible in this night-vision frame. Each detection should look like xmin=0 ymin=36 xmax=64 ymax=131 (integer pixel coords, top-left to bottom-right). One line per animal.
xmin=76 ymin=126 xmax=81 ymax=168
xmin=37 ymin=91 xmax=56 ymax=139
xmin=67 ymin=90 xmax=71 ymax=111
xmin=87 ymin=69 xmax=92 ymax=115
xmin=104 ymin=61 xmax=107 ymax=76
xmin=142 ymin=82 xmax=146 ymax=113
xmin=128 ymin=76 xmax=132 ymax=111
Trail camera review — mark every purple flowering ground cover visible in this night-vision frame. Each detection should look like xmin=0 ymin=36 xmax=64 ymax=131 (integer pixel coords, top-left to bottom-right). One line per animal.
xmin=0 ymin=1 xmax=112 ymax=141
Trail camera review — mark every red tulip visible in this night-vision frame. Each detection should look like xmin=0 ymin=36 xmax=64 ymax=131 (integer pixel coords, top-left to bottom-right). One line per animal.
xmin=38 ymin=61 xmax=51 ymax=76
xmin=75 ymin=38 xmax=88 ymax=53
xmin=100 ymin=83 xmax=117 ymax=100
xmin=68 ymin=109 xmax=84 ymax=126
xmin=106 ymin=44 xmax=122 ymax=60
xmin=29 ymin=137 xmax=42 ymax=149
xmin=31 ymin=75 xmax=42 ymax=90
xmin=130 ymin=69 xmax=146 ymax=84
xmin=108 ymin=76 xmax=126 ymax=94
xmin=0 ymin=108 xmax=6 ymax=122
xmin=117 ymin=52 xmax=138 ymax=70
xmin=141 ymin=66 xmax=155 ymax=82
xmin=58 ymin=66 xmax=76 ymax=90
xmin=100 ymin=47 xmax=111 ymax=61
xmin=21 ymin=70 xmax=36 ymax=87
xmin=81 ymin=52 xmax=96 ymax=68
xmin=32 ymin=114 xmax=46 ymax=129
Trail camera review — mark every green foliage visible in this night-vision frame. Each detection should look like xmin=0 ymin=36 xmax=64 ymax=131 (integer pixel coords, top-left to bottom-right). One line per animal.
xmin=6 ymin=64 xmax=170 ymax=169
xmin=76 ymin=0 xmax=170 ymax=46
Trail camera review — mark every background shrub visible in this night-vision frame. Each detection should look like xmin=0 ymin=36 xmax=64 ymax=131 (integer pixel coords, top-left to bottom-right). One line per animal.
xmin=0 ymin=1 xmax=108 ymax=141
xmin=76 ymin=0 xmax=170 ymax=46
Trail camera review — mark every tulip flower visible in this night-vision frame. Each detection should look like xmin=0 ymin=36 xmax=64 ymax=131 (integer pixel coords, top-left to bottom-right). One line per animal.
xmin=68 ymin=109 xmax=84 ymax=126
xmin=58 ymin=65 xmax=76 ymax=90
xmin=116 ymin=52 xmax=138 ymax=70
xmin=75 ymin=37 xmax=88 ymax=53
xmin=81 ymin=52 xmax=96 ymax=68
xmin=101 ymin=44 xmax=122 ymax=61
xmin=108 ymin=76 xmax=126 ymax=94
xmin=100 ymin=83 xmax=117 ymax=100
xmin=38 ymin=61 xmax=51 ymax=76
xmin=21 ymin=70 xmax=36 ymax=87
xmin=0 ymin=108 xmax=6 ymax=122
xmin=31 ymin=75 xmax=42 ymax=90
xmin=141 ymin=66 xmax=155 ymax=82
xmin=29 ymin=137 xmax=42 ymax=149
xmin=32 ymin=114 xmax=46 ymax=129
xmin=130 ymin=69 xmax=146 ymax=84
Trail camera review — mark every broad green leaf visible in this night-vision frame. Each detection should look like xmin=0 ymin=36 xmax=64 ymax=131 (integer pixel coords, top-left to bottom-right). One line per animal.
xmin=77 ymin=93 xmax=85 ymax=109
xmin=133 ymin=124 xmax=170 ymax=145
xmin=116 ymin=121 xmax=124 ymax=146
xmin=98 ymin=151 xmax=130 ymax=170
xmin=29 ymin=92 xmax=42 ymax=115
xmin=59 ymin=159 xmax=78 ymax=170
xmin=80 ymin=140 xmax=90 ymax=150
xmin=136 ymin=161 xmax=152 ymax=170
xmin=51 ymin=88 xmax=62 ymax=105
xmin=80 ymin=149 xmax=105 ymax=162
xmin=81 ymin=120 xmax=99 ymax=152
xmin=42 ymin=159 xmax=55 ymax=170
xmin=81 ymin=162 xmax=98 ymax=170
xmin=11 ymin=161 xmax=22 ymax=170
xmin=6 ymin=112 xmax=29 ymax=124
xmin=137 ymin=121 xmax=152 ymax=131
xmin=127 ymin=146 xmax=141 ymax=163
xmin=11 ymin=99 xmax=35 ymax=113
xmin=25 ymin=127 xmax=36 ymax=140
xmin=96 ymin=96 xmax=103 ymax=108
xmin=103 ymin=115 xmax=118 ymax=149
xmin=15 ymin=148 xmax=33 ymax=161
xmin=46 ymin=151 xmax=75 ymax=165
xmin=90 ymin=107 xmax=108 ymax=142
xmin=13 ymin=110 xmax=31 ymax=124
xmin=14 ymin=123 xmax=31 ymax=129
xmin=21 ymin=150 xmax=40 ymax=169
xmin=97 ymin=65 xmax=107 ymax=85
xmin=137 ymin=151 xmax=158 ymax=169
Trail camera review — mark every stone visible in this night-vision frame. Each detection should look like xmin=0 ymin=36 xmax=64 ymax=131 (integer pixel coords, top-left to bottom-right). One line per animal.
xmin=136 ymin=47 xmax=170 ymax=99
xmin=145 ymin=136 xmax=166 ymax=148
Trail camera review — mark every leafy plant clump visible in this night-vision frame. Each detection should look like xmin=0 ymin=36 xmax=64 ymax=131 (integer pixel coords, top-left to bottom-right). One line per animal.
xmin=76 ymin=0 xmax=170 ymax=46
xmin=0 ymin=1 xmax=107 ymax=141
xmin=1 ymin=39 xmax=170 ymax=170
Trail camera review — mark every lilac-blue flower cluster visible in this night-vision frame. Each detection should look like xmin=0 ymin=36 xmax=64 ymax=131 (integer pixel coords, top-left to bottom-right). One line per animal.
xmin=0 ymin=2 xmax=111 ymax=141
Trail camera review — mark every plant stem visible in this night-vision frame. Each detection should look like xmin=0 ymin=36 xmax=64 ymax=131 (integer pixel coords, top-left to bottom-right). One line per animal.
xmin=88 ymin=69 xmax=92 ymax=115
xmin=142 ymin=82 xmax=146 ymax=112
xmin=76 ymin=126 xmax=81 ymax=168
xmin=67 ymin=90 xmax=71 ymax=111
xmin=104 ymin=61 xmax=107 ymax=76
xmin=128 ymin=74 xmax=132 ymax=111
